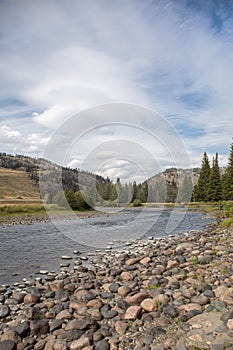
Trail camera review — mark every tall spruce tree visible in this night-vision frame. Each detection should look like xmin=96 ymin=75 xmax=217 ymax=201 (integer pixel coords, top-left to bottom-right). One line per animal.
xmin=207 ymin=153 xmax=222 ymax=201
xmin=179 ymin=175 xmax=193 ymax=202
xmin=194 ymin=152 xmax=211 ymax=202
xmin=222 ymin=142 xmax=233 ymax=200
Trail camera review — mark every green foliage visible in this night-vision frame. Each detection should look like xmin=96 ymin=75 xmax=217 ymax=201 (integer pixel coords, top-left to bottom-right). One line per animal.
xmin=132 ymin=199 xmax=142 ymax=207
xmin=166 ymin=179 xmax=178 ymax=203
xmin=145 ymin=284 xmax=159 ymax=290
xmin=219 ymin=217 xmax=233 ymax=228
xmin=0 ymin=205 xmax=45 ymax=214
xmin=53 ymin=189 xmax=93 ymax=210
xmin=222 ymin=143 xmax=233 ymax=200
xmin=191 ymin=256 xmax=200 ymax=265
xmin=207 ymin=153 xmax=222 ymax=201
xmin=194 ymin=152 xmax=211 ymax=202
xmin=179 ymin=175 xmax=193 ymax=202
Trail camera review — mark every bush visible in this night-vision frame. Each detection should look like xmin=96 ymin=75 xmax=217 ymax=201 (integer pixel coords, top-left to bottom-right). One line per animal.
xmin=132 ymin=199 xmax=142 ymax=207
xmin=219 ymin=217 xmax=233 ymax=228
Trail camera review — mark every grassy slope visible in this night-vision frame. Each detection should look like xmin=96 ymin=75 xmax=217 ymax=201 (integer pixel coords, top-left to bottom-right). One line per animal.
xmin=0 ymin=167 xmax=41 ymax=204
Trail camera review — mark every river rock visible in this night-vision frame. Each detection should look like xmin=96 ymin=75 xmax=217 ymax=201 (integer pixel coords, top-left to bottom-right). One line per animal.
xmin=70 ymin=336 xmax=90 ymax=350
xmin=13 ymin=321 xmax=30 ymax=338
xmin=1 ymin=329 xmax=20 ymax=343
xmin=24 ymin=293 xmax=40 ymax=304
xmin=125 ymin=306 xmax=142 ymax=320
xmin=140 ymin=298 xmax=156 ymax=312
xmin=30 ymin=319 xmax=49 ymax=335
xmin=115 ymin=321 xmax=127 ymax=334
xmin=119 ymin=271 xmax=133 ymax=281
xmin=0 ymin=340 xmax=16 ymax=350
xmin=117 ymin=285 xmax=131 ymax=297
xmin=126 ymin=291 xmax=149 ymax=305
xmin=0 ymin=304 xmax=10 ymax=318
xmin=94 ymin=339 xmax=110 ymax=350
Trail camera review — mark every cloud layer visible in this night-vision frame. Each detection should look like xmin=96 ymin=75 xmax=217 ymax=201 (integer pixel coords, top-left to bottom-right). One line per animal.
xmin=0 ymin=0 xmax=233 ymax=179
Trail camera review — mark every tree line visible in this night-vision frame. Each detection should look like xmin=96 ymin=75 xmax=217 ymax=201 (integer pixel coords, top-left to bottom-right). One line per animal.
xmin=194 ymin=142 xmax=233 ymax=202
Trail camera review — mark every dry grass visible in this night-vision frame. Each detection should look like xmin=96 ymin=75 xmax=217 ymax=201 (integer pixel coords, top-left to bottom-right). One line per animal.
xmin=0 ymin=167 xmax=41 ymax=204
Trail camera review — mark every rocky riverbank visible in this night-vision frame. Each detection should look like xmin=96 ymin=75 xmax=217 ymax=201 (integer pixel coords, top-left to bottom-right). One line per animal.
xmin=0 ymin=210 xmax=111 ymax=226
xmin=1 ymin=224 xmax=233 ymax=349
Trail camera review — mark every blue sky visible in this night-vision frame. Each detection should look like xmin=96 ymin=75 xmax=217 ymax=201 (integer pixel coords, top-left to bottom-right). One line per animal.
xmin=0 ymin=0 xmax=233 ymax=181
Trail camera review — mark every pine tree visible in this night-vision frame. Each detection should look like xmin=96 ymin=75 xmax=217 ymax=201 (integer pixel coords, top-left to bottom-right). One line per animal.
xmin=194 ymin=152 xmax=211 ymax=202
xmin=179 ymin=175 xmax=193 ymax=202
xmin=222 ymin=142 xmax=233 ymax=200
xmin=166 ymin=180 xmax=178 ymax=203
xmin=207 ymin=153 xmax=222 ymax=201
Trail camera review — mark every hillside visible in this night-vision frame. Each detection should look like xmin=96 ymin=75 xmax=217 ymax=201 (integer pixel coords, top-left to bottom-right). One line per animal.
xmin=0 ymin=168 xmax=41 ymax=204
xmin=148 ymin=167 xmax=200 ymax=187
xmin=0 ymin=153 xmax=106 ymax=205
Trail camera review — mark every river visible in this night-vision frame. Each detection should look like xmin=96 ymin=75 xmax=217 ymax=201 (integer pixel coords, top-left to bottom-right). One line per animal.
xmin=0 ymin=208 xmax=214 ymax=285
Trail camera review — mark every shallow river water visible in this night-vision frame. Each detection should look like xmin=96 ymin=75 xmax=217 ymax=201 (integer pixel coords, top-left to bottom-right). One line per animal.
xmin=0 ymin=208 xmax=214 ymax=285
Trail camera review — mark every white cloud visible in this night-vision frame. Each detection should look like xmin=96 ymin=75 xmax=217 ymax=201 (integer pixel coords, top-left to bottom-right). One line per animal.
xmin=0 ymin=0 xmax=233 ymax=177
xmin=0 ymin=125 xmax=49 ymax=155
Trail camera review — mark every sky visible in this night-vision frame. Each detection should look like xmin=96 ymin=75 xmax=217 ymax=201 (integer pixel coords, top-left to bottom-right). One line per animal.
xmin=0 ymin=0 xmax=233 ymax=183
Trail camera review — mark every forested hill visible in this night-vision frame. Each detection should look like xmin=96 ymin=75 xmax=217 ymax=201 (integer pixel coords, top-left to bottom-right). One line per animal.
xmin=0 ymin=153 xmax=106 ymax=203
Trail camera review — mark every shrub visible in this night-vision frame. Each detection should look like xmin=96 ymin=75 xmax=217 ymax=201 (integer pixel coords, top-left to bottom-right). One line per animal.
xmin=132 ymin=199 xmax=142 ymax=207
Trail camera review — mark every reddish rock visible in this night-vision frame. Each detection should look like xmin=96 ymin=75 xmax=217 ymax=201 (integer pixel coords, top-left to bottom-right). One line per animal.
xmin=124 ymin=306 xmax=142 ymax=320
xmin=86 ymin=299 xmax=103 ymax=309
xmin=140 ymin=257 xmax=151 ymax=264
xmin=125 ymin=257 xmax=140 ymax=266
xmin=115 ymin=321 xmax=127 ymax=334
xmin=140 ymin=298 xmax=156 ymax=312
xmin=119 ymin=272 xmax=133 ymax=281
xmin=166 ymin=260 xmax=179 ymax=270
xmin=74 ymin=289 xmax=90 ymax=302
xmin=56 ymin=310 xmax=72 ymax=320
xmin=24 ymin=294 xmax=40 ymax=304
xmin=70 ymin=336 xmax=90 ymax=350
xmin=50 ymin=280 xmax=64 ymax=292
xmin=126 ymin=291 xmax=149 ymax=305
xmin=117 ymin=286 xmax=131 ymax=297
xmin=180 ymin=303 xmax=202 ymax=313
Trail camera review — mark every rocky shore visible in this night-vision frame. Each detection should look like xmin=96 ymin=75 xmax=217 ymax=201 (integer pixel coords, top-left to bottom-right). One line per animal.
xmin=1 ymin=224 xmax=233 ymax=349
xmin=0 ymin=210 xmax=111 ymax=226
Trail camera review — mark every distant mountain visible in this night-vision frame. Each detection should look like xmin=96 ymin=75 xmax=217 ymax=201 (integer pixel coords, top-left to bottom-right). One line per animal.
xmin=148 ymin=167 xmax=200 ymax=187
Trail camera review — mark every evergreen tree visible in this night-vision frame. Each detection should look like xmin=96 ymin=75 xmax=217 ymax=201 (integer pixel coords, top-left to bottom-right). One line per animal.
xmin=166 ymin=180 xmax=178 ymax=203
xmin=179 ymin=175 xmax=193 ymax=202
xmin=139 ymin=182 xmax=148 ymax=203
xmin=207 ymin=153 xmax=222 ymax=201
xmin=131 ymin=181 xmax=137 ymax=202
xmin=194 ymin=152 xmax=211 ymax=202
xmin=222 ymin=142 xmax=233 ymax=200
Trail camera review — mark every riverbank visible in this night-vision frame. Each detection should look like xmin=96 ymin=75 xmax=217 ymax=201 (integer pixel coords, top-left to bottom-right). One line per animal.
xmin=0 ymin=209 xmax=112 ymax=226
xmin=1 ymin=223 xmax=233 ymax=349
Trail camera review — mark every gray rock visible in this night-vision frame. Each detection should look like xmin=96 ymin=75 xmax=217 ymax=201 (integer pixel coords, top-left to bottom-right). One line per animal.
xmin=94 ymin=339 xmax=110 ymax=350
xmin=102 ymin=310 xmax=118 ymax=319
xmin=13 ymin=321 xmax=30 ymax=338
xmin=50 ymin=319 xmax=63 ymax=332
xmin=199 ymin=255 xmax=212 ymax=264
xmin=109 ymin=283 xmax=120 ymax=293
xmin=215 ymin=324 xmax=228 ymax=333
xmin=0 ymin=340 xmax=16 ymax=350
xmin=164 ymin=304 xmax=179 ymax=318
xmin=117 ymin=299 xmax=129 ymax=310
xmin=0 ymin=305 xmax=10 ymax=318
xmin=30 ymin=319 xmax=49 ymax=335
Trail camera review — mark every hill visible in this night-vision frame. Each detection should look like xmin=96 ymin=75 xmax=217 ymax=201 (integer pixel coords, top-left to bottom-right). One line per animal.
xmin=0 ymin=167 xmax=41 ymax=204
xmin=0 ymin=153 xmax=106 ymax=205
